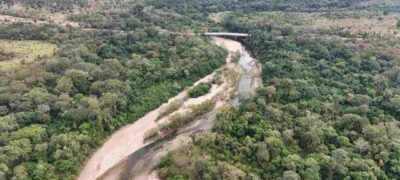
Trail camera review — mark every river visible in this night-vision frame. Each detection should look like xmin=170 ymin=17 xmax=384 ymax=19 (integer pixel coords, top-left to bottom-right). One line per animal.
xmin=78 ymin=37 xmax=261 ymax=180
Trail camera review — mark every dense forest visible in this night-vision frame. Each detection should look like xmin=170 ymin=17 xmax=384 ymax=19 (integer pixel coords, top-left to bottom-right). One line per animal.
xmin=0 ymin=0 xmax=400 ymax=179
xmin=147 ymin=0 xmax=368 ymax=18
xmin=67 ymin=3 xmax=206 ymax=31
xmin=157 ymin=29 xmax=400 ymax=180
xmin=153 ymin=1 xmax=400 ymax=180
xmin=0 ymin=20 xmax=226 ymax=179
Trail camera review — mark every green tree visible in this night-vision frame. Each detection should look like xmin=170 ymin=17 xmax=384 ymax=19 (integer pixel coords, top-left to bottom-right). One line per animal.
xmin=56 ymin=76 xmax=74 ymax=93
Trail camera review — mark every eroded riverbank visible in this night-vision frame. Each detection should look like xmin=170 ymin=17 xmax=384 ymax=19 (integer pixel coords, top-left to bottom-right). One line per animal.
xmin=96 ymin=37 xmax=262 ymax=180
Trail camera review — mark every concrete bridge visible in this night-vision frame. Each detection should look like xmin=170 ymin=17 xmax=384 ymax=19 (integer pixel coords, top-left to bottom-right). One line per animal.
xmin=204 ymin=32 xmax=251 ymax=37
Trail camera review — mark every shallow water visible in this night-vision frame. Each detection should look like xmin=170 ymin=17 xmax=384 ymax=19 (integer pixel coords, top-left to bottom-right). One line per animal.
xmin=233 ymin=50 xmax=257 ymax=105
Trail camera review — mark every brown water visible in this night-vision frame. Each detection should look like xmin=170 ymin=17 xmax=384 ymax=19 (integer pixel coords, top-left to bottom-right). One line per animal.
xmin=97 ymin=37 xmax=262 ymax=180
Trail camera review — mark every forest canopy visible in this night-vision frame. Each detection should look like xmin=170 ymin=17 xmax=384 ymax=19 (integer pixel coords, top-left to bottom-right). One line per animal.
xmin=157 ymin=28 xmax=400 ymax=180
xmin=0 ymin=20 xmax=226 ymax=179
xmin=0 ymin=0 xmax=400 ymax=179
xmin=153 ymin=1 xmax=400 ymax=179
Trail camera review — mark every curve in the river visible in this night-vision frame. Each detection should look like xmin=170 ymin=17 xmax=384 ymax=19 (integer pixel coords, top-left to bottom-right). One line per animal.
xmin=97 ymin=37 xmax=262 ymax=180
xmin=77 ymin=37 xmax=243 ymax=180
xmin=77 ymin=67 xmax=220 ymax=180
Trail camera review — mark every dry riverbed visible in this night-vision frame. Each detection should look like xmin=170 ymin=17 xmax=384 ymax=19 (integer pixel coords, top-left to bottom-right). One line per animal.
xmin=78 ymin=37 xmax=261 ymax=180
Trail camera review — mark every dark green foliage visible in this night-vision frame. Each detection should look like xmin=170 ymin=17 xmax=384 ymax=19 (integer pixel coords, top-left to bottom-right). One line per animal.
xmin=157 ymin=23 xmax=400 ymax=180
xmin=67 ymin=3 xmax=207 ymax=31
xmin=1 ymin=0 xmax=400 ymax=179
xmin=147 ymin=0 xmax=368 ymax=19
xmin=68 ymin=10 xmax=143 ymax=30
xmin=189 ymin=82 xmax=211 ymax=98
xmin=0 ymin=23 xmax=60 ymax=40
xmin=0 ymin=20 xmax=226 ymax=179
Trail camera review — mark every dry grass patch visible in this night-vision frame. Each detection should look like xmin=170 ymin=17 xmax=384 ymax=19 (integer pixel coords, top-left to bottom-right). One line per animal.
xmin=209 ymin=11 xmax=231 ymax=23
xmin=247 ymin=12 xmax=311 ymax=26
xmin=0 ymin=40 xmax=56 ymax=70
xmin=307 ymin=12 xmax=400 ymax=36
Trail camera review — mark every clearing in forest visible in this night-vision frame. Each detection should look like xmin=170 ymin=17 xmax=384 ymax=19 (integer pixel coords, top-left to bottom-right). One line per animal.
xmin=307 ymin=12 xmax=400 ymax=36
xmin=0 ymin=40 xmax=56 ymax=70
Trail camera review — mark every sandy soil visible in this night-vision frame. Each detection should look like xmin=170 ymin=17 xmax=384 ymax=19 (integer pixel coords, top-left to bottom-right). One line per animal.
xmin=77 ymin=76 xmax=213 ymax=180
xmin=96 ymin=37 xmax=260 ymax=180
xmin=126 ymin=96 xmax=232 ymax=180
xmin=77 ymin=37 xmax=244 ymax=180
xmin=127 ymin=37 xmax=257 ymax=180
xmin=213 ymin=37 xmax=244 ymax=54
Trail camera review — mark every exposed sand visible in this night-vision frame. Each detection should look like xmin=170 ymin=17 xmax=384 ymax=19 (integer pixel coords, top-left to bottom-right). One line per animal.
xmin=213 ymin=37 xmax=244 ymax=55
xmin=78 ymin=37 xmax=244 ymax=180
xmin=126 ymin=37 xmax=257 ymax=180
xmin=125 ymin=99 xmax=232 ymax=180
xmin=78 ymin=76 xmax=213 ymax=180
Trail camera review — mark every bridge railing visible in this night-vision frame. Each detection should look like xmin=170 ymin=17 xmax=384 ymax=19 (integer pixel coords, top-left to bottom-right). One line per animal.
xmin=204 ymin=32 xmax=251 ymax=37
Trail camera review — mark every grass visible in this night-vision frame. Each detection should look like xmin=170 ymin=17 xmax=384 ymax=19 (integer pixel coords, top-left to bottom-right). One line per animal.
xmin=209 ymin=11 xmax=232 ymax=23
xmin=247 ymin=12 xmax=311 ymax=26
xmin=0 ymin=40 xmax=56 ymax=70
xmin=209 ymin=11 xmax=311 ymax=26
xmin=306 ymin=11 xmax=400 ymax=36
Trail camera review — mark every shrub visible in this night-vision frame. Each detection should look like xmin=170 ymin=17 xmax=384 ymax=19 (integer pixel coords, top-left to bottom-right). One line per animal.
xmin=0 ymin=50 xmax=14 ymax=61
xmin=158 ymin=99 xmax=184 ymax=120
xmin=157 ymin=99 xmax=216 ymax=136
xmin=144 ymin=127 xmax=160 ymax=140
xmin=189 ymin=82 xmax=212 ymax=98
xmin=231 ymin=51 xmax=241 ymax=63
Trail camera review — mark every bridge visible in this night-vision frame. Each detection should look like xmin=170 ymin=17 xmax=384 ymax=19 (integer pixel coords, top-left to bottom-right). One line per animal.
xmin=80 ymin=28 xmax=251 ymax=39
xmin=204 ymin=32 xmax=250 ymax=37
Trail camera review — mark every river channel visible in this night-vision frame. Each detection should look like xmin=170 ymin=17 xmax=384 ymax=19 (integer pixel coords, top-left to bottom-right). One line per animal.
xmin=78 ymin=37 xmax=262 ymax=180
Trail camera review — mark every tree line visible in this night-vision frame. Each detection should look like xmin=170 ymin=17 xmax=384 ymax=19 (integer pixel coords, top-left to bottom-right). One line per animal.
xmin=156 ymin=10 xmax=400 ymax=180
xmin=0 ymin=21 xmax=226 ymax=179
